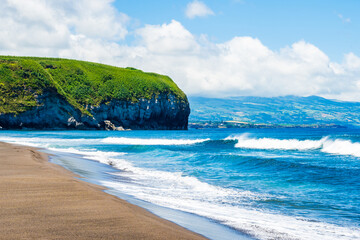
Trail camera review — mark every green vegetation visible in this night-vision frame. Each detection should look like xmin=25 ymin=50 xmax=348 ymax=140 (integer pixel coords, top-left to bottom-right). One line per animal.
xmin=0 ymin=56 xmax=186 ymax=115
xmin=189 ymin=96 xmax=360 ymax=127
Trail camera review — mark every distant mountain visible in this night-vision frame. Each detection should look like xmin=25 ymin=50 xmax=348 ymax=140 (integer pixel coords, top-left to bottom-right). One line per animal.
xmin=188 ymin=96 xmax=360 ymax=127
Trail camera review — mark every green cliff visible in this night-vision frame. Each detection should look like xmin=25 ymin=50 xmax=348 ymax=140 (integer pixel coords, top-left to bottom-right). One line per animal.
xmin=0 ymin=56 xmax=189 ymax=130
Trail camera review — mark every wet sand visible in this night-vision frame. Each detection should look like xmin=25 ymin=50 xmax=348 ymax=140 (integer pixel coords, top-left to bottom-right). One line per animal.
xmin=0 ymin=142 xmax=206 ymax=240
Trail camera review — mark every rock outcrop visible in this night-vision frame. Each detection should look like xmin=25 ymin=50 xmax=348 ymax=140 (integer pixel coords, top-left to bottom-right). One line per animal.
xmin=0 ymin=90 xmax=190 ymax=130
xmin=0 ymin=56 xmax=190 ymax=130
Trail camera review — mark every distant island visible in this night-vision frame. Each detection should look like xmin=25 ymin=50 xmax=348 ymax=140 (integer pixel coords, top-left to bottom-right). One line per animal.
xmin=188 ymin=96 xmax=360 ymax=129
xmin=0 ymin=56 xmax=189 ymax=130
xmin=189 ymin=121 xmax=345 ymax=129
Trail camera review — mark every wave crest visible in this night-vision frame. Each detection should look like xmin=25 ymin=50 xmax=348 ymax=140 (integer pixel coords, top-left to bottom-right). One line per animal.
xmin=229 ymin=134 xmax=327 ymax=150
xmin=322 ymin=139 xmax=360 ymax=157
xmin=229 ymin=134 xmax=360 ymax=157
xmin=101 ymin=137 xmax=210 ymax=145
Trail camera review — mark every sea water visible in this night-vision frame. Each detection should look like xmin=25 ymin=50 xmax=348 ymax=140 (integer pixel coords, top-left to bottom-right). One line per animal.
xmin=1 ymin=128 xmax=360 ymax=240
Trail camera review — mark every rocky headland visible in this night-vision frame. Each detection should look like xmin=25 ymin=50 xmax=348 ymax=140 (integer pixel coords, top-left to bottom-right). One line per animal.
xmin=0 ymin=57 xmax=189 ymax=130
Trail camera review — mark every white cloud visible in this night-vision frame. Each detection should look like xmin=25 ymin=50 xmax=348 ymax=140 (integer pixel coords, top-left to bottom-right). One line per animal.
xmin=1 ymin=1 xmax=360 ymax=101
xmin=338 ymin=14 xmax=351 ymax=23
xmin=107 ymin=21 xmax=360 ymax=101
xmin=185 ymin=0 xmax=214 ymax=19
xmin=0 ymin=0 xmax=128 ymax=57
xmin=135 ymin=20 xmax=200 ymax=54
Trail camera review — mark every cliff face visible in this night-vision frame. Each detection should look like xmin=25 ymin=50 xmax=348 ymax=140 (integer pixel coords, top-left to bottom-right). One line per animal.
xmin=0 ymin=90 xmax=190 ymax=130
xmin=0 ymin=56 xmax=190 ymax=130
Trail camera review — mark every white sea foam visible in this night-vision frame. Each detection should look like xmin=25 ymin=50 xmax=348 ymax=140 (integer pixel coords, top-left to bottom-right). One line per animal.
xmin=229 ymin=134 xmax=360 ymax=158
xmin=228 ymin=134 xmax=328 ymax=150
xmin=48 ymin=147 xmax=125 ymax=158
xmin=99 ymin=161 xmax=360 ymax=240
xmin=0 ymin=136 xmax=128 ymax=167
xmin=101 ymin=137 xmax=210 ymax=145
xmin=321 ymin=139 xmax=360 ymax=157
xmin=0 ymin=136 xmax=47 ymax=147
xmin=0 ymin=136 xmax=210 ymax=148
xmin=2 ymin=134 xmax=360 ymax=239
xmin=58 ymin=145 xmax=359 ymax=240
xmin=0 ymin=136 xmax=98 ymax=148
xmin=47 ymin=147 xmax=127 ymax=167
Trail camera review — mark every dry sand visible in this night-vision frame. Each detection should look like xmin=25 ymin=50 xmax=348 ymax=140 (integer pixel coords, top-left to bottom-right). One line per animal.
xmin=0 ymin=142 xmax=206 ymax=240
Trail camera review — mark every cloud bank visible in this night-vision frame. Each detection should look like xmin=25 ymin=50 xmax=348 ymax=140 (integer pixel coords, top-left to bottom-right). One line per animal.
xmin=1 ymin=0 xmax=360 ymax=101
xmin=0 ymin=0 xmax=128 ymax=56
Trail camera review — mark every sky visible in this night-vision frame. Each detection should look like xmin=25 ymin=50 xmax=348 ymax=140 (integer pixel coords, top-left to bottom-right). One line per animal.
xmin=0 ymin=0 xmax=360 ymax=101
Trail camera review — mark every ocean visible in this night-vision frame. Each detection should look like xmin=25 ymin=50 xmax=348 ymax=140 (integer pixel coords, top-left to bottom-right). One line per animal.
xmin=1 ymin=128 xmax=360 ymax=240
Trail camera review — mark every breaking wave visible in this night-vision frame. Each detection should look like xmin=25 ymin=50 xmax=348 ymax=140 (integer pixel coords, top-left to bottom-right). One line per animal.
xmin=229 ymin=134 xmax=360 ymax=157
xmin=101 ymin=137 xmax=210 ymax=145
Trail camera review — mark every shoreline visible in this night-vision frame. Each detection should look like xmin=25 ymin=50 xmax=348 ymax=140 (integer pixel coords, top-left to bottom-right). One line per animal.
xmin=0 ymin=141 xmax=206 ymax=240
xmin=48 ymin=147 xmax=253 ymax=240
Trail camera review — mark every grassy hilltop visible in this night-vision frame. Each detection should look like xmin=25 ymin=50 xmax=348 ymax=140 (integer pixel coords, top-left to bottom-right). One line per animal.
xmin=0 ymin=56 xmax=186 ymax=115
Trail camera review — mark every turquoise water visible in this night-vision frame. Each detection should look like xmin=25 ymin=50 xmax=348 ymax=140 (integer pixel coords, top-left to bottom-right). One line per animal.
xmin=1 ymin=128 xmax=360 ymax=239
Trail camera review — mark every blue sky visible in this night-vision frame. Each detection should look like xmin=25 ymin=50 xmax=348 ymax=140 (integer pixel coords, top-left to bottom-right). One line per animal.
xmin=1 ymin=0 xmax=360 ymax=101
xmin=115 ymin=0 xmax=359 ymax=61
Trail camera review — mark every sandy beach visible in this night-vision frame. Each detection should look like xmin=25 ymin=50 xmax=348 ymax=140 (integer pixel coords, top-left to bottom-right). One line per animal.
xmin=0 ymin=142 xmax=206 ymax=240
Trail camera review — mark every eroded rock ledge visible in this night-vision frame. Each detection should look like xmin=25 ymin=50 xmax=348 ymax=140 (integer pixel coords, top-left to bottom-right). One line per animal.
xmin=0 ymin=91 xmax=190 ymax=130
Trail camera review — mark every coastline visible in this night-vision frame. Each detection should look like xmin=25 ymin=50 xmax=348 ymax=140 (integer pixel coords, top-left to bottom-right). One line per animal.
xmin=48 ymin=146 xmax=253 ymax=240
xmin=0 ymin=141 xmax=206 ymax=240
